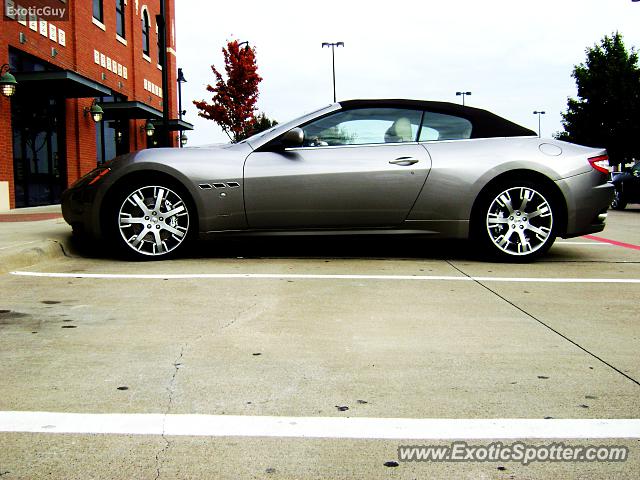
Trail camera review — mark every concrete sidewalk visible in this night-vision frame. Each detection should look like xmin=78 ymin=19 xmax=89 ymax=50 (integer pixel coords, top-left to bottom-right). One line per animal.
xmin=0 ymin=205 xmax=73 ymax=273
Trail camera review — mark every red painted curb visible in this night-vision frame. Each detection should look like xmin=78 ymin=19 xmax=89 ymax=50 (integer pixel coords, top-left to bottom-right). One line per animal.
xmin=0 ymin=213 xmax=63 ymax=223
xmin=583 ymin=235 xmax=640 ymax=251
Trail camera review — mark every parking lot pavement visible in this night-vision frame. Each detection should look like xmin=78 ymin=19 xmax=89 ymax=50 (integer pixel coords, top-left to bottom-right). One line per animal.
xmin=0 ymin=207 xmax=638 ymax=479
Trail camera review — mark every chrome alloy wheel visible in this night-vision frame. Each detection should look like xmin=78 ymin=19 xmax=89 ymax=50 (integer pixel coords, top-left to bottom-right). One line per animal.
xmin=485 ymin=186 xmax=553 ymax=256
xmin=117 ymin=185 xmax=190 ymax=256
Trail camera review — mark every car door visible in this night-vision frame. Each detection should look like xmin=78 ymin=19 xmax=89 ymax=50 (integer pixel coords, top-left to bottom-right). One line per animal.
xmin=243 ymin=107 xmax=432 ymax=229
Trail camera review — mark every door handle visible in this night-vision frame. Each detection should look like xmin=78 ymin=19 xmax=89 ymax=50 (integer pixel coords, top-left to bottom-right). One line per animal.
xmin=389 ymin=157 xmax=419 ymax=166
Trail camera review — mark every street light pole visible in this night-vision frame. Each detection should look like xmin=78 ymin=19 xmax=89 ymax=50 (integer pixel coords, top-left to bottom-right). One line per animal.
xmin=533 ymin=110 xmax=546 ymax=138
xmin=177 ymin=68 xmax=187 ymax=148
xmin=456 ymin=91 xmax=472 ymax=106
xmin=322 ymin=42 xmax=344 ymax=102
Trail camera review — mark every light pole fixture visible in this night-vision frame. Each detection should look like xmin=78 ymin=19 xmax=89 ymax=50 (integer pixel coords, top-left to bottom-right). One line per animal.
xmin=0 ymin=64 xmax=18 ymax=97
xmin=177 ymin=67 xmax=187 ymax=148
xmin=84 ymin=99 xmax=104 ymax=122
xmin=456 ymin=91 xmax=472 ymax=106
xmin=322 ymin=41 xmax=344 ymax=102
xmin=237 ymin=41 xmax=250 ymax=50
xmin=141 ymin=120 xmax=155 ymax=137
xmin=533 ymin=110 xmax=546 ymax=138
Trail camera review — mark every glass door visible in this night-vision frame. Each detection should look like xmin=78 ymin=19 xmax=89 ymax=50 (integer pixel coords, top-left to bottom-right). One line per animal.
xmin=12 ymin=96 xmax=67 ymax=208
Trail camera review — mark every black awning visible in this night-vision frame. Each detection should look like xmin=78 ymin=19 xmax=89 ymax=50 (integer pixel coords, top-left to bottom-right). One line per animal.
xmin=14 ymin=71 xmax=112 ymax=98
xmin=151 ymin=119 xmax=194 ymax=131
xmin=99 ymin=101 xmax=163 ymax=120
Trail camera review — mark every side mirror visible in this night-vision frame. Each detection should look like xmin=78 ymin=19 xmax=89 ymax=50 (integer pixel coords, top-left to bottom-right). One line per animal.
xmin=280 ymin=128 xmax=304 ymax=148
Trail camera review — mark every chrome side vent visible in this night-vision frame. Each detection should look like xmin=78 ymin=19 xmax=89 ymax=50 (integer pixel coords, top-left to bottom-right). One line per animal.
xmin=202 ymin=182 xmax=240 ymax=190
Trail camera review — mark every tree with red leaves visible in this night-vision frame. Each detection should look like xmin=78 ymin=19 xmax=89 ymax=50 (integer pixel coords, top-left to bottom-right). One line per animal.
xmin=194 ymin=40 xmax=263 ymax=142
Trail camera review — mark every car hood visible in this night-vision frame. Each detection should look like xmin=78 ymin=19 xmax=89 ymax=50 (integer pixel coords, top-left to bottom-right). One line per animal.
xmin=101 ymin=142 xmax=247 ymax=173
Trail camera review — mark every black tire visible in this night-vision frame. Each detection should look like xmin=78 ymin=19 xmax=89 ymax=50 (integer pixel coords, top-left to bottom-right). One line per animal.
xmin=473 ymin=181 xmax=558 ymax=262
xmin=106 ymin=181 xmax=195 ymax=260
xmin=610 ymin=188 xmax=627 ymax=210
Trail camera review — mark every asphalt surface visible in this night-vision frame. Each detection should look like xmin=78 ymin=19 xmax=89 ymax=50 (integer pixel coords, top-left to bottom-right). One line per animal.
xmin=0 ymin=206 xmax=638 ymax=479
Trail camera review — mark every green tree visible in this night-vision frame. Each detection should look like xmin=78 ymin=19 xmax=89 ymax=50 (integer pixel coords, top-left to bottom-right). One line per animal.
xmin=556 ymin=33 xmax=640 ymax=168
xmin=243 ymin=112 xmax=278 ymax=139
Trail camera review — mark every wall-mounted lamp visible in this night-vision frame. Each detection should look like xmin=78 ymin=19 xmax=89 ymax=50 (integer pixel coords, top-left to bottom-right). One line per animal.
xmin=180 ymin=133 xmax=187 ymax=147
xmin=84 ymin=99 xmax=104 ymax=122
xmin=141 ymin=120 xmax=155 ymax=137
xmin=0 ymin=64 xmax=18 ymax=98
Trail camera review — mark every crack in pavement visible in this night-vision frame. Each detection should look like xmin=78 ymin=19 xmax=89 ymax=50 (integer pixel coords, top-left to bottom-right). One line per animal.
xmin=52 ymin=240 xmax=72 ymax=259
xmin=220 ymin=301 xmax=258 ymax=330
xmin=446 ymin=260 xmax=640 ymax=388
xmin=151 ymin=300 xmax=258 ymax=480
xmin=154 ymin=345 xmax=185 ymax=480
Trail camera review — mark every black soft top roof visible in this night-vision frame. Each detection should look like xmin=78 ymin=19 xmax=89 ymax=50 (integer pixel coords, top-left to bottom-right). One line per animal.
xmin=339 ymin=99 xmax=536 ymax=139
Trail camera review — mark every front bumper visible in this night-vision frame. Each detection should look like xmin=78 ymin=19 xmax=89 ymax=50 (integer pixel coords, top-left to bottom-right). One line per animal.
xmin=61 ymin=185 xmax=102 ymax=239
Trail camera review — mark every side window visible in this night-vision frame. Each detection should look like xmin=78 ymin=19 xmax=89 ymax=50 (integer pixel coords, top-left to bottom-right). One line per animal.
xmin=419 ymin=112 xmax=473 ymax=141
xmin=301 ymin=108 xmax=422 ymax=147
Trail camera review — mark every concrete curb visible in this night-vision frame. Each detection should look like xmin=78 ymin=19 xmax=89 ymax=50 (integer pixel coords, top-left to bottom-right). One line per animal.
xmin=0 ymin=238 xmax=70 ymax=274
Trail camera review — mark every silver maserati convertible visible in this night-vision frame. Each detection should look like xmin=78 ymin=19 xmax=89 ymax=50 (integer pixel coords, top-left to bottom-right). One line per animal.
xmin=62 ymin=99 xmax=613 ymax=260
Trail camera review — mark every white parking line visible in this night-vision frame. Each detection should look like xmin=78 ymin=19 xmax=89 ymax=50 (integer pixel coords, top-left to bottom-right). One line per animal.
xmin=10 ymin=271 xmax=640 ymax=284
xmin=1 ymin=412 xmax=639 ymax=439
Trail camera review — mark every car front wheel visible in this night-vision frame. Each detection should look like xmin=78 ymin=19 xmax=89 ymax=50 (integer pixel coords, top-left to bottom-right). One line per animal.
xmin=110 ymin=183 xmax=192 ymax=259
xmin=476 ymin=183 xmax=557 ymax=261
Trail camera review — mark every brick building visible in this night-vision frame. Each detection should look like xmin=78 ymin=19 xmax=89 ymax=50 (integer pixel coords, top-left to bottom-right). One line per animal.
xmin=0 ymin=0 xmax=191 ymax=210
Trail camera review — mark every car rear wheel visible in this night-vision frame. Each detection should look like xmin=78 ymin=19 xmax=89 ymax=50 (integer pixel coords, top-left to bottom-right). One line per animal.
xmin=110 ymin=183 xmax=192 ymax=259
xmin=476 ymin=183 xmax=557 ymax=261
xmin=610 ymin=188 xmax=627 ymax=210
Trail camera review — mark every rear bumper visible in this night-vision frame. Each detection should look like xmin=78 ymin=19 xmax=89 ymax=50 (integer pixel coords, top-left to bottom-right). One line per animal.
xmin=557 ymin=171 xmax=614 ymax=238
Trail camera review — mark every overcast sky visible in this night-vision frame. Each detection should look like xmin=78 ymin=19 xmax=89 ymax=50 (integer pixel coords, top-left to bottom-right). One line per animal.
xmin=174 ymin=0 xmax=640 ymax=146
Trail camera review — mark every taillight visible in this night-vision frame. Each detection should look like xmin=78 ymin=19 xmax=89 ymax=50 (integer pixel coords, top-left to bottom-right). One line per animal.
xmin=588 ymin=155 xmax=610 ymax=174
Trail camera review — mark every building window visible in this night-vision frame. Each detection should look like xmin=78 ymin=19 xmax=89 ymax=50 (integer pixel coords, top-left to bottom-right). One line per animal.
xmin=96 ymin=97 xmax=129 ymax=165
xmin=116 ymin=0 xmax=126 ymax=38
xmin=142 ymin=10 xmax=150 ymax=56
xmin=92 ymin=0 xmax=103 ymax=23
xmin=157 ymin=21 xmax=162 ymax=65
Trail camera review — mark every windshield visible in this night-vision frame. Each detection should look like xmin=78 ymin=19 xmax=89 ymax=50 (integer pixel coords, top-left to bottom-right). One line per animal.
xmin=243 ymin=104 xmax=338 ymax=149
xmin=240 ymin=124 xmax=281 ymax=144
